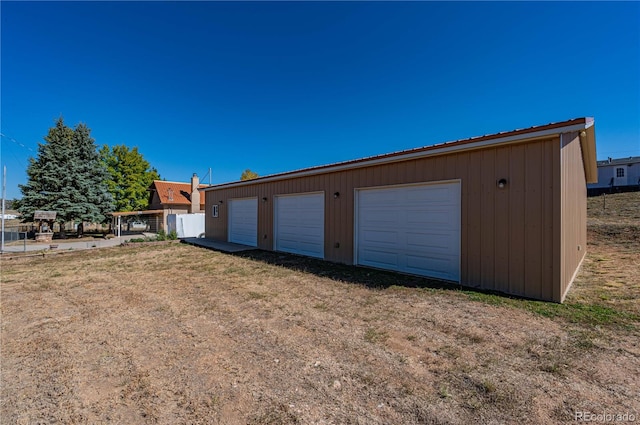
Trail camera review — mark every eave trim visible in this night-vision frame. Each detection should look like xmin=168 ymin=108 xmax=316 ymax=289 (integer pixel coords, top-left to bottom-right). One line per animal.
xmin=202 ymin=119 xmax=593 ymax=192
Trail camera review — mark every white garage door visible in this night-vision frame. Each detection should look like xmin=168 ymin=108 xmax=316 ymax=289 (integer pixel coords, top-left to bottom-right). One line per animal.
xmin=228 ymin=198 xmax=258 ymax=247
xmin=356 ymin=181 xmax=460 ymax=282
xmin=275 ymin=192 xmax=324 ymax=259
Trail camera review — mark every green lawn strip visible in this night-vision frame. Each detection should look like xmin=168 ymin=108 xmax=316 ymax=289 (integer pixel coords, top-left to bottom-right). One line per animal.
xmin=461 ymin=291 xmax=639 ymax=330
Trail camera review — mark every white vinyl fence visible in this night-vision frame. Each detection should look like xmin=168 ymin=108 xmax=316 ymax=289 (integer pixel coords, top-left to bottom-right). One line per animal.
xmin=167 ymin=213 xmax=205 ymax=238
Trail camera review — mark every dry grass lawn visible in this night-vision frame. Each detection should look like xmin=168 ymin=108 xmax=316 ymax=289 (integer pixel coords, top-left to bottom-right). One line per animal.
xmin=1 ymin=192 xmax=638 ymax=424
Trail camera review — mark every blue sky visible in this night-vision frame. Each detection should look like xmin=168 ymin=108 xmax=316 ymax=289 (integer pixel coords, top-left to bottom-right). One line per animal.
xmin=2 ymin=1 xmax=639 ymax=200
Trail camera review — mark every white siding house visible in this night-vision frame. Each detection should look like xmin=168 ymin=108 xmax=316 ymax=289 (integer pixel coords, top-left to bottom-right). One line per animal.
xmin=587 ymin=156 xmax=640 ymax=195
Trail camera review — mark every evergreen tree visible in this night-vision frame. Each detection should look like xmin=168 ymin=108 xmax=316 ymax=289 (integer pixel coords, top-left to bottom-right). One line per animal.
xmin=99 ymin=145 xmax=160 ymax=212
xmin=17 ymin=118 xmax=114 ymax=229
xmin=71 ymin=123 xmax=114 ymax=222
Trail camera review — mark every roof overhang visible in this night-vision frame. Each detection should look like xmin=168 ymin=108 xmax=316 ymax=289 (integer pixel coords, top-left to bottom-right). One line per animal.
xmin=109 ymin=209 xmax=165 ymax=217
xmin=201 ymin=117 xmax=597 ymax=192
xmin=578 ymin=119 xmax=598 ymax=184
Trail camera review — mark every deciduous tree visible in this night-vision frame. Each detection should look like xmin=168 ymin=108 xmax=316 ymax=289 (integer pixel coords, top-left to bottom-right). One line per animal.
xmin=100 ymin=145 xmax=160 ymax=212
xmin=240 ymin=169 xmax=259 ymax=181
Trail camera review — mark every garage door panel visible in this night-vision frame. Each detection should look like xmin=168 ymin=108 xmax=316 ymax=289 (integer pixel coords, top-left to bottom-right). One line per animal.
xmin=232 ymin=228 xmax=254 ymax=238
xmin=406 ymin=210 xmax=453 ymax=227
xmin=278 ymin=230 xmax=300 ymax=240
xmin=276 ymin=239 xmax=298 ymax=252
xmin=406 ymin=255 xmax=455 ymax=280
xmin=405 ymin=245 xmax=458 ymax=261
xmin=360 ymin=249 xmax=399 ymax=268
xmin=359 ymin=210 xmax=398 ymax=225
xmin=278 ymin=210 xmax=298 ymax=220
xmin=229 ymin=198 xmax=257 ymax=247
xmin=279 ymin=231 xmax=323 ymax=245
xmin=405 ymin=187 xmax=446 ymax=201
xmin=406 ymin=233 xmax=457 ymax=251
xmin=275 ymin=193 xmax=324 ymax=259
xmin=299 ymin=216 xmax=324 ymax=227
xmin=298 ymin=241 xmax=323 ymax=256
xmin=281 ymin=221 xmax=323 ymax=233
xmin=357 ymin=182 xmax=460 ymax=282
xmin=361 ymin=229 xmax=399 ymax=245
xmin=359 ymin=190 xmax=399 ymax=205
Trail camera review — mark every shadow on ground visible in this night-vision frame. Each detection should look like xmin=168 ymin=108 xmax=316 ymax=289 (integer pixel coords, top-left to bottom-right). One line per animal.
xmin=233 ymin=249 xmax=463 ymax=292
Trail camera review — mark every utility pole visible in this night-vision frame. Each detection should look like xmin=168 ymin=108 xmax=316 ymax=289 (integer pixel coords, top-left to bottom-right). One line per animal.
xmin=209 ymin=167 xmax=212 ymax=186
xmin=1 ymin=165 xmax=6 ymax=253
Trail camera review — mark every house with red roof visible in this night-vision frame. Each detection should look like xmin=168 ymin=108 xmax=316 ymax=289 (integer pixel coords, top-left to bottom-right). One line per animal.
xmin=111 ymin=174 xmax=206 ymax=233
xmin=148 ymin=177 xmax=206 ymax=213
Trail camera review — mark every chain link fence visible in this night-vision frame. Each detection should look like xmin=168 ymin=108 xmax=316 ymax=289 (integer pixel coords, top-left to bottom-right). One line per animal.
xmin=2 ymin=227 xmax=27 ymax=242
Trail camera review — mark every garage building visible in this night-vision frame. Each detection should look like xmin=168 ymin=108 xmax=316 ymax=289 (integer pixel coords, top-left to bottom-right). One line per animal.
xmin=202 ymin=118 xmax=597 ymax=302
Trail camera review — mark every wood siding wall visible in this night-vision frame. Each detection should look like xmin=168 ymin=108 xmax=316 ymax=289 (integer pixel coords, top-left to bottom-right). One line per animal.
xmin=148 ymin=192 xmax=162 ymax=210
xmin=559 ymin=132 xmax=588 ymax=301
xmin=205 ymin=137 xmax=563 ymax=301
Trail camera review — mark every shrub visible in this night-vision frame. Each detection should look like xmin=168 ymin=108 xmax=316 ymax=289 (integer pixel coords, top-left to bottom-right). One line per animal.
xmin=168 ymin=230 xmax=178 ymax=240
xmin=157 ymin=230 xmax=167 ymax=241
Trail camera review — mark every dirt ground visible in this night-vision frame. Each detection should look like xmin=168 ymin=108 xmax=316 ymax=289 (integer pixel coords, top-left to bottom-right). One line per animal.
xmin=1 ymin=193 xmax=638 ymax=424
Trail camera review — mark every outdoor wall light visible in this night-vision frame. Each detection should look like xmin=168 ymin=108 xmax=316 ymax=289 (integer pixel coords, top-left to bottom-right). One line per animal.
xmin=262 ymin=197 xmax=268 ymax=202
xmin=218 ymin=200 xmax=224 ymax=204
xmin=497 ymin=178 xmax=508 ymax=189
xmin=334 ymin=192 xmax=340 ymax=198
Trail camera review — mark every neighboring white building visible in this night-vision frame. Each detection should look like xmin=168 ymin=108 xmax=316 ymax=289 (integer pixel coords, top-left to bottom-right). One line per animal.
xmin=587 ymin=156 xmax=640 ymax=195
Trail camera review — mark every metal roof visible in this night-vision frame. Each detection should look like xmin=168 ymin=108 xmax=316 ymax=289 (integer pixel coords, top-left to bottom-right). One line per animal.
xmin=202 ymin=117 xmax=597 ymax=191
xmin=596 ymin=156 xmax=640 ymax=167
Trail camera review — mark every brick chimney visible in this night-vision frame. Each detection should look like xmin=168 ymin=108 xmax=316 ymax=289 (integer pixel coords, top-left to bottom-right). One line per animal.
xmin=190 ymin=173 xmax=201 ymax=213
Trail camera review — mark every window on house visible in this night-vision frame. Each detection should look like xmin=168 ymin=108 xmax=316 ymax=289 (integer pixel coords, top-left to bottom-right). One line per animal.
xmin=212 ymin=204 xmax=219 ymax=218
xmin=616 ymin=168 xmax=625 ymax=178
